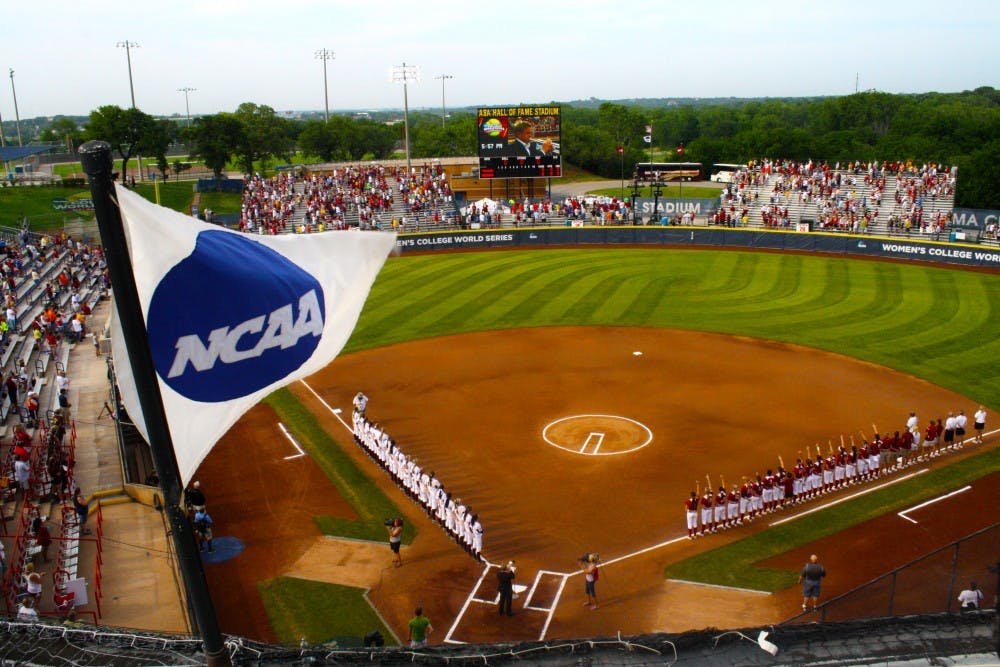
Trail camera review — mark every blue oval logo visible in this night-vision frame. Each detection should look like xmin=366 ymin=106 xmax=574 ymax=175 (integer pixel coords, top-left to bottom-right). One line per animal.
xmin=147 ymin=231 xmax=325 ymax=402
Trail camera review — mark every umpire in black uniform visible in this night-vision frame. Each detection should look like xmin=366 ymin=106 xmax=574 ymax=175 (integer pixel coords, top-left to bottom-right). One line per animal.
xmin=496 ymin=561 xmax=516 ymax=616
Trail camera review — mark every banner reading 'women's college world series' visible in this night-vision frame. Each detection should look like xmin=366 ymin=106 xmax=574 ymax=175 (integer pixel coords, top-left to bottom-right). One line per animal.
xmin=111 ymin=186 xmax=396 ymax=485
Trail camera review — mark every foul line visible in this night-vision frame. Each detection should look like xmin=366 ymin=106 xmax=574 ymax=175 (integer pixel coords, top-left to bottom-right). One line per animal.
xmin=769 ymin=468 xmax=929 ymax=527
xmin=898 ymin=485 xmax=972 ymax=524
xmin=299 ymin=380 xmax=350 ymax=431
xmin=444 ymin=562 xmax=494 ymax=644
xmin=538 ymin=574 xmax=569 ymax=641
xmin=665 ymin=579 xmax=771 ymax=595
xmin=277 ymin=422 xmax=305 ymax=459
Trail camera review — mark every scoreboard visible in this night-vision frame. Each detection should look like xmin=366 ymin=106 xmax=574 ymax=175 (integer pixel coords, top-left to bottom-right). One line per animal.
xmin=477 ymin=105 xmax=561 ymax=179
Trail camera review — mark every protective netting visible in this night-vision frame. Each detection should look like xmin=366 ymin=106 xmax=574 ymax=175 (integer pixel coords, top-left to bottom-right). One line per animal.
xmin=0 ymin=612 xmax=995 ymax=666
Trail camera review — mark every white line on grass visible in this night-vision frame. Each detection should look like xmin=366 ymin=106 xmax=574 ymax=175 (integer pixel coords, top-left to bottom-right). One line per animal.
xmin=665 ymin=579 xmax=771 ymax=595
xmin=897 ymin=485 xmax=972 ymax=524
xmin=769 ymin=468 xmax=929 ymax=527
xmin=277 ymin=422 xmax=305 ymax=459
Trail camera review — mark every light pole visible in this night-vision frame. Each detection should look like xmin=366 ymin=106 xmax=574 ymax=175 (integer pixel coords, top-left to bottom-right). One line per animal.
xmin=391 ymin=63 xmax=419 ymax=173
xmin=315 ymin=49 xmax=334 ymax=122
xmin=9 ymin=69 xmax=23 ymax=147
xmin=177 ymin=87 xmax=196 ymax=126
xmin=434 ymin=74 xmax=452 ymax=128
xmin=116 ymin=40 xmax=139 ymax=108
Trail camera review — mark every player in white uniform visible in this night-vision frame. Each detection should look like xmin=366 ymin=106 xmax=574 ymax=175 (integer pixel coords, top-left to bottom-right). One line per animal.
xmin=954 ymin=410 xmax=968 ymax=447
xmin=905 ymin=411 xmax=918 ymax=433
xmin=973 ymin=406 xmax=987 ymax=444
xmin=353 ymin=391 xmax=368 ymax=416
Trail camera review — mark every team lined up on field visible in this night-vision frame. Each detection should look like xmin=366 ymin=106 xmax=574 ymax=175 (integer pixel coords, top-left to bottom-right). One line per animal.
xmin=350 ymin=392 xmax=484 ymax=560
xmin=684 ymin=408 xmax=987 ymax=539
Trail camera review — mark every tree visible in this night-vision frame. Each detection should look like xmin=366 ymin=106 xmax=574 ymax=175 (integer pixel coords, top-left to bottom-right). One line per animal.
xmin=298 ymin=119 xmax=342 ymax=162
xmin=38 ymin=117 xmax=84 ymax=152
xmin=85 ymin=105 xmax=169 ymax=181
xmin=232 ymin=102 xmax=293 ymax=175
xmin=183 ymin=113 xmax=246 ymax=183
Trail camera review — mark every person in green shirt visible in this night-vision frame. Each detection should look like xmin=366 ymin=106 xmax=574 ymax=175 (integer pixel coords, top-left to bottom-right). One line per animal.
xmin=408 ymin=607 xmax=432 ymax=647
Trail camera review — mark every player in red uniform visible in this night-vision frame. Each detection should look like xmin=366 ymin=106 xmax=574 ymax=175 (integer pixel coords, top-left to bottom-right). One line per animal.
xmin=700 ymin=489 xmax=714 ymax=535
xmin=726 ymin=485 xmax=740 ymax=528
xmin=685 ymin=491 xmax=699 ymax=539
xmin=714 ymin=487 xmax=728 ymax=530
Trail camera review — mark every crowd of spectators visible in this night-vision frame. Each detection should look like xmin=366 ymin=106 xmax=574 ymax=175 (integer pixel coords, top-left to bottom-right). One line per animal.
xmin=239 ymin=163 xmax=461 ymax=235
xmin=352 ymin=400 xmax=483 ymax=562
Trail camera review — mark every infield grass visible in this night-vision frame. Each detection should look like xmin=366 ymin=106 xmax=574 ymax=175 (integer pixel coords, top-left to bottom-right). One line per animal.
xmin=258 ymin=577 xmax=395 ymax=646
xmin=264 ymin=389 xmax=415 ymax=544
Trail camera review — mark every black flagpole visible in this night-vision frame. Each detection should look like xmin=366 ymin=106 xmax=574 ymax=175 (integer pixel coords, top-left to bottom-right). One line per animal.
xmin=80 ymin=141 xmax=230 ymax=666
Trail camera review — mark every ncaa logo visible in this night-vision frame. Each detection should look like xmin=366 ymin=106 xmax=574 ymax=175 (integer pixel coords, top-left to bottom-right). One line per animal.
xmin=147 ymin=231 xmax=325 ymax=402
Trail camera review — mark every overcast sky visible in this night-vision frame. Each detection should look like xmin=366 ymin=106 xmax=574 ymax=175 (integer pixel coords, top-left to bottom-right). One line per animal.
xmin=4 ymin=0 xmax=998 ymax=119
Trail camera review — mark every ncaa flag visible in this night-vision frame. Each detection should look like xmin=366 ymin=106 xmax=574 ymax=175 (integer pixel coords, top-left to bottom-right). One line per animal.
xmin=642 ymin=135 xmax=652 ymax=144
xmin=645 ymin=125 xmax=652 ymax=133
xmin=110 ymin=185 xmax=396 ymax=485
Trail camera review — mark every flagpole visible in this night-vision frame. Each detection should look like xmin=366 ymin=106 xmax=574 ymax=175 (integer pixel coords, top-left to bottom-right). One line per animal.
xmin=79 ymin=140 xmax=231 ymax=667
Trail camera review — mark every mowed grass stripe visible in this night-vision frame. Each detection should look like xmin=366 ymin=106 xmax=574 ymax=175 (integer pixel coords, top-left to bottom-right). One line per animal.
xmin=344 ymin=249 xmax=1000 ymax=406
xmin=443 ymin=250 xmax=620 ymax=330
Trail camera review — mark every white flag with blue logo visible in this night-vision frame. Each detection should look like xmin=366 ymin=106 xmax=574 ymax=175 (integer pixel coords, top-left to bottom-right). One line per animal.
xmin=110 ymin=185 xmax=396 ymax=485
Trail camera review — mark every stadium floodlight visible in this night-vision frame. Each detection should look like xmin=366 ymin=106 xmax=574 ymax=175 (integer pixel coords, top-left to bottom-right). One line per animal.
xmin=434 ymin=74 xmax=453 ymax=128
xmin=116 ymin=40 xmax=139 ymax=108
xmin=315 ymin=49 xmax=335 ymax=122
xmin=9 ymin=69 xmax=22 ymax=146
xmin=177 ymin=87 xmax=196 ymax=126
xmin=391 ymin=63 xmax=419 ymax=172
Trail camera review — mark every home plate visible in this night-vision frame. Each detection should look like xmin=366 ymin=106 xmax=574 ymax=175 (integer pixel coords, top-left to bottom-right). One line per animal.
xmin=512 ymin=583 xmax=527 ymax=599
xmin=633 ymin=351 xmax=643 ymax=356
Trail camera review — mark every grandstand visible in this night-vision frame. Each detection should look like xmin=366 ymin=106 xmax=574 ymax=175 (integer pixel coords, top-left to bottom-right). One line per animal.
xmin=234 ymin=158 xmax=972 ymax=243
xmin=0 ymin=229 xmax=108 ymax=626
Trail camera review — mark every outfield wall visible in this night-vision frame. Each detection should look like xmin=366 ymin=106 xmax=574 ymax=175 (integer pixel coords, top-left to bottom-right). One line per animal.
xmin=394 ymin=226 xmax=1000 ymax=269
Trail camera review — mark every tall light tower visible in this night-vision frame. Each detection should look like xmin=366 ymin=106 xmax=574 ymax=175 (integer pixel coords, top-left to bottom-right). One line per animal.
xmin=434 ymin=74 xmax=453 ymax=128
xmin=177 ymin=87 xmax=196 ymax=125
xmin=315 ymin=49 xmax=335 ymax=122
xmin=116 ymin=40 xmax=139 ymax=108
xmin=391 ymin=63 xmax=419 ymax=172
xmin=8 ymin=69 xmax=22 ymax=146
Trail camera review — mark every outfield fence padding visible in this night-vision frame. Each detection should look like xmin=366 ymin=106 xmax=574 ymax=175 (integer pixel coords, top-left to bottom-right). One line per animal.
xmin=394 ymin=226 xmax=1000 ymax=269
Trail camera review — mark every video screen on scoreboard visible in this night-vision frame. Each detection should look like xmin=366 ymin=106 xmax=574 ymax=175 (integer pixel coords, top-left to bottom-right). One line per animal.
xmin=477 ymin=105 xmax=561 ymax=179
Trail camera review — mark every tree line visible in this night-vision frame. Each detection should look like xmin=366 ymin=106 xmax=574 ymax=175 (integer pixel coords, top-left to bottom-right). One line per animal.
xmin=38 ymin=87 xmax=1000 ymax=207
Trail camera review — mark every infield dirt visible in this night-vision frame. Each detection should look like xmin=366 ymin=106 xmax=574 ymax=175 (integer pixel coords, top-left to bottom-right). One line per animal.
xmin=200 ymin=326 xmax=992 ymax=644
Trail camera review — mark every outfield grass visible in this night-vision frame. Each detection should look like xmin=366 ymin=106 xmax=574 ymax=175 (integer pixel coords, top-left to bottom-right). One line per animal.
xmin=131 ymin=181 xmax=196 ymax=213
xmin=258 ymin=577 xmax=395 ymax=646
xmin=198 ymin=190 xmax=243 ymax=215
xmin=347 ymin=249 xmax=1000 ymax=407
xmin=263 ymin=390 xmax=415 ymax=544
xmin=0 ymin=185 xmax=93 ymax=228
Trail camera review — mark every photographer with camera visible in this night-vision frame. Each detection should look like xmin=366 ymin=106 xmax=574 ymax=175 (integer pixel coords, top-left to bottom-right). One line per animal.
xmin=386 ymin=518 xmax=404 ymax=567
xmin=581 ymin=553 xmax=600 ymax=610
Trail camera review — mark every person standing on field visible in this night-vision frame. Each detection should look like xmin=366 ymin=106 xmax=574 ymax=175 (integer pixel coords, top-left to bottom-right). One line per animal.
xmin=799 ymin=554 xmax=826 ymax=611
xmin=973 ymin=406 xmax=986 ymax=444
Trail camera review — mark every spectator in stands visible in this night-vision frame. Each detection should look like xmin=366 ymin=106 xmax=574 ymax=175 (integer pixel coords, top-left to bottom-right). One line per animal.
xmin=22 ymin=562 xmax=43 ymax=601
xmin=16 ymin=596 xmax=39 ymax=621
xmin=25 ymin=392 xmax=39 ymax=428
xmin=73 ymin=487 xmax=91 ymax=535
xmin=57 ymin=388 xmax=71 ymax=418
xmin=48 ymin=454 xmax=69 ymax=504
xmin=55 ymin=370 xmax=70 ymax=394
xmin=4 ymin=373 xmax=18 ymax=410
xmin=32 ymin=516 xmax=52 ymax=563
xmin=14 ymin=455 xmax=30 ymax=499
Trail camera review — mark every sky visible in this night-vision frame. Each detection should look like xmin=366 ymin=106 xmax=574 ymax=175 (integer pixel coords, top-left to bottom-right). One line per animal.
xmin=3 ymin=0 xmax=998 ymax=120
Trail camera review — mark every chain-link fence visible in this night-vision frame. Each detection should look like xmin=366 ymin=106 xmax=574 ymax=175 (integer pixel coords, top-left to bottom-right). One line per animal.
xmin=783 ymin=522 xmax=999 ymax=624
